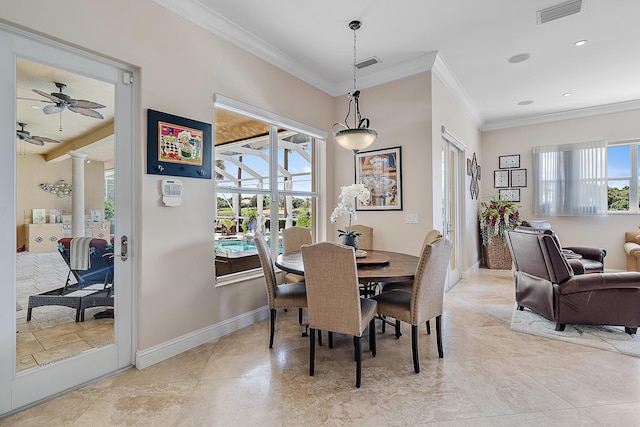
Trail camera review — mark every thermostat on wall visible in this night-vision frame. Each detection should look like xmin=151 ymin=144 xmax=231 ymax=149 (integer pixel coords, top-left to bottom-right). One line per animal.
xmin=162 ymin=179 xmax=183 ymax=206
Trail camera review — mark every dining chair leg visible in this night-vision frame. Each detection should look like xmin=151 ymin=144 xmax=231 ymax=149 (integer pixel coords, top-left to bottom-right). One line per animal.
xmin=353 ymin=337 xmax=357 ymax=361
xmin=369 ymin=318 xmax=376 ymax=357
xmin=269 ymin=309 xmax=276 ymax=349
xmin=395 ymin=320 xmax=401 ymax=339
xmin=411 ymin=324 xmax=420 ymax=373
xmin=436 ymin=315 xmax=444 ymax=358
xmin=318 ymin=329 xmax=323 ymax=346
xmin=426 ymin=319 xmax=431 ymax=335
xmin=328 ymin=331 xmax=334 ymax=349
xmin=354 ymin=336 xmax=362 ymax=388
xmin=309 ymin=327 xmax=315 ymax=376
xmin=299 ymin=308 xmax=303 ymax=325
xmin=381 ymin=315 xmax=386 ymax=333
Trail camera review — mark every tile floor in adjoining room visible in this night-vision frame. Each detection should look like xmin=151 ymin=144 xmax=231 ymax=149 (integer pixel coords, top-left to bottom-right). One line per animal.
xmin=15 ymin=251 xmax=114 ymax=371
xmin=3 ymin=268 xmax=640 ymax=426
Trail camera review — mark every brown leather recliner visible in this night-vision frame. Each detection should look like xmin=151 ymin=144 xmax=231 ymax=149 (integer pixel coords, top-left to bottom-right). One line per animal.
xmin=517 ymin=220 xmax=606 ymax=274
xmin=505 ymin=227 xmax=640 ymax=334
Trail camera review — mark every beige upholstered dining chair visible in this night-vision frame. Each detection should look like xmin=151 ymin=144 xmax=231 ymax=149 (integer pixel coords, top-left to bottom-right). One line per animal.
xmin=301 ymin=241 xmax=378 ymax=388
xmin=372 ymin=230 xmax=453 ymax=373
xmin=254 ymin=232 xmax=307 ymax=349
xmin=350 ymin=224 xmax=373 ymax=250
xmin=350 ymin=224 xmax=375 ymax=295
xmin=282 ymin=226 xmax=312 ymax=283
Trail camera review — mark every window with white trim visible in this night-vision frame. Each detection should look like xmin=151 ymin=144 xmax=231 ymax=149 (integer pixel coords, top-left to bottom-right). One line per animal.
xmin=213 ymin=96 xmax=324 ymax=278
xmin=607 ymin=139 xmax=640 ymax=212
xmin=533 ymin=140 xmax=607 ymax=216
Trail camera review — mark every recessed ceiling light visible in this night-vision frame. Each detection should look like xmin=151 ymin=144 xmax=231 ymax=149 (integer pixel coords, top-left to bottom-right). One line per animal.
xmin=573 ymin=40 xmax=587 ymax=46
xmin=518 ymin=100 xmax=534 ymax=106
xmin=508 ymin=53 xmax=531 ymax=64
xmin=563 ymin=92 xmax=572 ymax=97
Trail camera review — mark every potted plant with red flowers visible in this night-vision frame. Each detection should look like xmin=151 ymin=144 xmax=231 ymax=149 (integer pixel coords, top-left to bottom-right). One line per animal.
xmin=479 ymin=195 xmax=520 ymax=269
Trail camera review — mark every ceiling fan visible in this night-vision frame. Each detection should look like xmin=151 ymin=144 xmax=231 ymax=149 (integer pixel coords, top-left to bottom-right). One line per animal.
xmin=23 ymin=81 xmax=106 ymax=119
xmin=16 ymin=122 xmax=62 ymax=146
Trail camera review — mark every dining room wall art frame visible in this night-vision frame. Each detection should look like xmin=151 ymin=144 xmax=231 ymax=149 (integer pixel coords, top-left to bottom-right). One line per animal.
xmin=494 ymin=170 xmax=509 ymax=188
xmin=499 ymin=188 xmax=520 ymax=202
xmin=146 ymin=109 xmax=212 ymax=179
xmin=499 ymin=154 xmax=520 ymax=169
xmin=510 ymin=169 xmax=527 ymax=187
xmin=355 ymin=146 xmax=402 ymax=211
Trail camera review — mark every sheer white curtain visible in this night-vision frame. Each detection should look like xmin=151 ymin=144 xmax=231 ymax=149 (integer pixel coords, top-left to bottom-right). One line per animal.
xmin=532 ymin=140 xmax=607 ymax=216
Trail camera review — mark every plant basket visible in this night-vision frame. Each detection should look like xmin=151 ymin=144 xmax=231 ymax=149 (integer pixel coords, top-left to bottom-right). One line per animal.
xmin=483 ymin=238 xmax=512 ymax=270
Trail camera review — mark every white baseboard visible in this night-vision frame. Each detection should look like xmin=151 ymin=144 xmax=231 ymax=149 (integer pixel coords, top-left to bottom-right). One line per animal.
xmin=135 ymin=306 xmax=270 ymax=369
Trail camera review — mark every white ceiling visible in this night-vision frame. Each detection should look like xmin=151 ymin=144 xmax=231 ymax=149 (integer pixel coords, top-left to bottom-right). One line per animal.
xmin=16 ymin=58 xmax=114 ymax=161
xmin=156 ymin=0 xmax=640 ymax=130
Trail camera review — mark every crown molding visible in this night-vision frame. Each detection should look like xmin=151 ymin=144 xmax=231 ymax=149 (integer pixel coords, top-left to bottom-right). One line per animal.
xmin=481 ymin=99 xmax=640 ymax=131
xmin=431 ymin=54 xmax=483 ymax=127
xmin=155 ymin=0 xmax=639 ymax=131
xmin=154 ymin=0 xmax=440 ymax=97
xmin=152 ymin=0 xmax=334 ymax=93
xmin=329 ymin=52 xmax=437 ymax=96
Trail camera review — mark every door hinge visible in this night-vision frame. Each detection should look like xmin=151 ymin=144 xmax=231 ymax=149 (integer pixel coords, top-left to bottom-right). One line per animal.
xmin=123 ymin=72 xmax=133 ymax=85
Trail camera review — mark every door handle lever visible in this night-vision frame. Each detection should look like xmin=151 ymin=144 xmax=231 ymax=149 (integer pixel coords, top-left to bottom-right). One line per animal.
xmin=113 ymin=235 xmax=128 ymax=261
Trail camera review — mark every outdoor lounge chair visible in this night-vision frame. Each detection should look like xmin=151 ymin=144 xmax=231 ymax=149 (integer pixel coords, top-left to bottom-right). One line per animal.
xmin=27 ymin=237 xmax=114 ymax=322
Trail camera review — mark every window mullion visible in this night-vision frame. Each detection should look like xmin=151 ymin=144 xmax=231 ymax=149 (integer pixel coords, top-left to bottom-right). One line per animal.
xmin=631 ymin=143 xmax=639 ymax=212
xmin=269 ymin=125 xmax=279 ymax=256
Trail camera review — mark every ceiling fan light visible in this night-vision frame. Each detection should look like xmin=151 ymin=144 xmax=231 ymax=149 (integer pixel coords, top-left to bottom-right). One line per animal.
xmin=334 ymin=128 xmax=377 ymax=152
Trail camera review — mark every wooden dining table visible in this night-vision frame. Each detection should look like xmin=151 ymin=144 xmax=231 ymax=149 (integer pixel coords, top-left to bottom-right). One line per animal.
xmin=275 ymin=249 xmax=419 ymax=284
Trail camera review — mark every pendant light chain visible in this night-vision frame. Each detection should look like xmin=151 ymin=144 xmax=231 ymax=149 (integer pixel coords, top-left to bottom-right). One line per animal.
xmin=352 ymin=26 xmax=357 ymax=93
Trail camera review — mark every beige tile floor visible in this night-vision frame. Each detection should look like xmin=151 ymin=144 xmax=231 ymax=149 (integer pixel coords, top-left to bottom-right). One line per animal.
xmin=3 ymin=268 xmax=640 ymax=426
xmin=15 ymin=251 xmax=114 ymax=371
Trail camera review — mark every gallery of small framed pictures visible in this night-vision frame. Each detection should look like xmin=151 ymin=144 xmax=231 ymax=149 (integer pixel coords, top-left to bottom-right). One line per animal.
xmin=493 ymin=168 xmax=527 ymax=188
xmin=494 ymin=154 xmax=526 ymax=201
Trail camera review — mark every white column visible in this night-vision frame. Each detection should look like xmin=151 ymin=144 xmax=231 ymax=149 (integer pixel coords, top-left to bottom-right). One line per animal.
xmin=69 ymin=150 xmax=88 ymax=237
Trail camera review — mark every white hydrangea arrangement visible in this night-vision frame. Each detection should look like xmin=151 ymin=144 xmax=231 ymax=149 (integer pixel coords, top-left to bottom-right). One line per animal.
xmin=330 ymin=183 xmax=371 ymax=237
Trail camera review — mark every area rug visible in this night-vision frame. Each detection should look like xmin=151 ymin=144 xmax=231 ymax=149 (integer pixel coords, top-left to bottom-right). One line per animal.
xmin=510 ymin=306 xmax=640 ymax=358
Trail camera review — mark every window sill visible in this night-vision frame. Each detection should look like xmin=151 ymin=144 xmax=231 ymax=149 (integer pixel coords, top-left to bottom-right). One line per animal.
xmin=215 ymin=268 xmax=263 ymax=287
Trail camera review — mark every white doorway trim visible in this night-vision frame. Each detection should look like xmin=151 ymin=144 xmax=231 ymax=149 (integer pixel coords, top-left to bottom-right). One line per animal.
xmin=0 ymin=23 xmax=137 ymax=415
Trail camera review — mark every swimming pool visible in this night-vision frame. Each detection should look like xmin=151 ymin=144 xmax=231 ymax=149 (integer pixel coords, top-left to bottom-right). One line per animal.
xmin=216 ymin=240 xmax=256 ymax=253
xmin=215 ymin=237 xmax=282 ymax=254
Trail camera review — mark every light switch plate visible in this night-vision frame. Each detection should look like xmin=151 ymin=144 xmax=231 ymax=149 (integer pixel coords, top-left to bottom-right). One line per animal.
xmin=405 ymin=214 xmax=419 ymax=224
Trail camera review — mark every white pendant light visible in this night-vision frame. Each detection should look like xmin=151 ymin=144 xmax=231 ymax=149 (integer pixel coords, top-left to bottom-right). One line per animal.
xmin=332 ymin=20 xmax=377 ymax=153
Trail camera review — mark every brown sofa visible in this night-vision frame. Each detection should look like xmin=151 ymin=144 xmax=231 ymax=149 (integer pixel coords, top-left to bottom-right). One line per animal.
xmin=624 ymin=231 xmax=640 ymax=271
xmin=517 ymin=220 xmax=606 ymax=274
xmin=505 ymin=227 xmax=640 ymax=334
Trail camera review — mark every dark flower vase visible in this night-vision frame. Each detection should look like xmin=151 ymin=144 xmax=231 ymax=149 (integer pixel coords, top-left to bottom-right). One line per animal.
xmin=341 ymin=234 xmax=359 ymax=250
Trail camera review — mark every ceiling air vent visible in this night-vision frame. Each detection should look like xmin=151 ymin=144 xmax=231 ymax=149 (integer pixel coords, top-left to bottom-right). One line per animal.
xmin=537 ymin=0 xmax=584 ymax=24
xmin=355 ymin=57 xmax=380 ymax=70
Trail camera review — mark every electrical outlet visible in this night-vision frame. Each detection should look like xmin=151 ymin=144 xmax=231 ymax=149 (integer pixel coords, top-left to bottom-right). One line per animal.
xmin=405 ymin=214 xmax=419 ymax=224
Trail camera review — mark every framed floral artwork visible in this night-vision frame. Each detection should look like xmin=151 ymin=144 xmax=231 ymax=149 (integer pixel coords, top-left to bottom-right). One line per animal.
xmin=146 ymin=109 xmax=212 ymax=179
xmin=355 ymin=146 xmax=402 ymax=210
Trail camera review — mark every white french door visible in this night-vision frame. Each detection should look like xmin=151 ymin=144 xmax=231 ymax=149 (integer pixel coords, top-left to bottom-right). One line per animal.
xmin=442 ymin=135 xmax=463 ymax=289
xmin=0 ymin=24 xmax=135 ymax=414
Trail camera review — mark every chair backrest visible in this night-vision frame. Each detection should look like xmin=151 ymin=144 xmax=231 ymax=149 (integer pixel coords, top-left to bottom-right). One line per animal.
xmin=521 ymin=220 xmax=552 ymax=230
xmin=301 ymin=242 xmax=364 ymax=336
xmin=58 ymin=237 xmax=114 ymax=287
xmin=518 ymin=220 xmax=563 ymax=249
xmin=410 ymin=231 xmax=454 ymax=324
xmin=350 ymin=225 xmax=373 ymax=250
xmin=282 ymin=226 xmax=312 ymax=253
xmin=506 ymin=228 xmax=573 ymax=284
xmin=254 ymin=233 xmax=278 ymax=309
xmin=625 ymin=231 xmax=640 ymax=244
